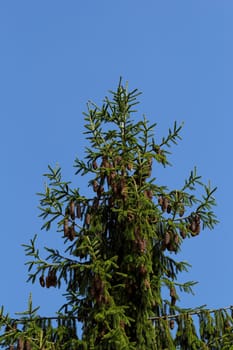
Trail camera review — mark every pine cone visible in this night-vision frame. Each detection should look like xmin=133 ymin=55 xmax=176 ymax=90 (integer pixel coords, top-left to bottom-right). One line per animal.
xmin=165 ymin=231 xmax=171 ymax=245
xmin=179 ymin=205 xmax=185 ymax=217
xmin=76 ymin=203 xmax=82 ymax=219
xmin=69 ymin=201 xmax=75 ymax=220
xmin=167 ymin=204 xmax=172 ymax=213
xmin=24 ymin=340 xmax=31 ymax=350
xmin=85 ymin=213 xmax=91 ymax=226
xmin=144 ymin=189 xmax=153 ymax=200
xmin=180 ymin=229 xmax=186 ymax=239
xmin=64 ymin=218 xmax=69 ymax=236
xmin=93 ymin=197 xmax=99 ymax=209
xmin=17 ymin=338 xmax=24 ymax=350
xmin=170 ymin=286 xmax=176 ymax=298
xmin=93 ymin=180 xmax=99 ymax=192
xmin=92 ymin=160 xmax=98 ymax=169
xmin=174 ymin=233 xmax=179 ymax=244
xmin=158 ymin=196 xmax=163 ymax=206
xmin=169 ymin=319 xmax=175 ymax=329
xmin=46 ymin=269 xmax=57 ymax=288
xmin=171 ymin=296 xmax=176 ymax=306
xmin=39 ymin=275 xmax=45 ymax=288
xmin=162 ymin=197 xmax=169 ymax=212
xmin=68 ymin=224 xmax=76 ymax=241
xmin=97 ymin=185 xmax=104 ymax=197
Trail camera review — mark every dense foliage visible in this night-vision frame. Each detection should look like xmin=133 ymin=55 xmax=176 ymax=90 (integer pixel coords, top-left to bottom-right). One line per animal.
xmin=1 ymin=81 xmax=233 ymax=349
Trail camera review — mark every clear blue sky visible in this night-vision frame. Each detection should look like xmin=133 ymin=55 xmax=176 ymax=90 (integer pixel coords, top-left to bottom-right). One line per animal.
xmin=1 ymin=1 xmax=232 ymax=318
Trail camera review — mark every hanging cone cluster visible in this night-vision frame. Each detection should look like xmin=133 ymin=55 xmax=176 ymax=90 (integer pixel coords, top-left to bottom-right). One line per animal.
xmin=189 ymin=214 xmax=201 ymax=236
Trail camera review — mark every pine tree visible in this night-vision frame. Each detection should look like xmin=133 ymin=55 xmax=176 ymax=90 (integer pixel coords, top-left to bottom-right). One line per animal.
xmin=1 ymin=80 xmax=233 ymax=349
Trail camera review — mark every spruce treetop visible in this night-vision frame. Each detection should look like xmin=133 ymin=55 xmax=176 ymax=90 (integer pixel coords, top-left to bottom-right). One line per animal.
xmin=1 ymin=81 xmax=230 ymax=350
